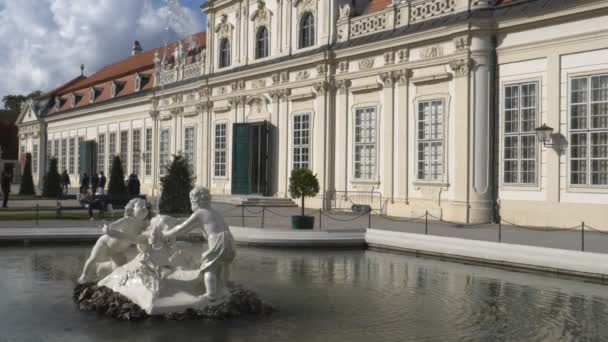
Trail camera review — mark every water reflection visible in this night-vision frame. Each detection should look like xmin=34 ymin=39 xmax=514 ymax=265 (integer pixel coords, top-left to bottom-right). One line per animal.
xmin=0 ymin=245 xmax=607 ymax=342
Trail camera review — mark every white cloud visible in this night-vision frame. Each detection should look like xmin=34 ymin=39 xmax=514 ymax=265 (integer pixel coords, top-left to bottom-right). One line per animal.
xmin=0 ymin=0 xmax=203 ymax=99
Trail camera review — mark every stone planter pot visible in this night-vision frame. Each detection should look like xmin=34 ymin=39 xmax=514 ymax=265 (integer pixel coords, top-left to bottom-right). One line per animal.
xmin=291 ymin=215 xmax=315 ymax=229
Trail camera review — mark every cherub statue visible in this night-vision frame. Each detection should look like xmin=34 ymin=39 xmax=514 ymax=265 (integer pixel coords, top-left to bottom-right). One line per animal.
xmin=78 ymin=198 xmax=149 ymax=284
xmin=163 ymin=187 xmax=236 ymax=302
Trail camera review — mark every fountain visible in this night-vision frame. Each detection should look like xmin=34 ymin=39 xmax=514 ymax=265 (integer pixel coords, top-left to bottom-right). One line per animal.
xmin=73 ymin=188 xmax=273 ymax=320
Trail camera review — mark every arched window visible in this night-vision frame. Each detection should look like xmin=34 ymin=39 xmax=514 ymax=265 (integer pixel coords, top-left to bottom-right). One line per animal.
xmin=299 ymin=13 xmax=315 ymax=49
xmin=219 ymin=38 xmax=231 ymax=68
xmin=256 ymin=27 xmax=269 ymax=59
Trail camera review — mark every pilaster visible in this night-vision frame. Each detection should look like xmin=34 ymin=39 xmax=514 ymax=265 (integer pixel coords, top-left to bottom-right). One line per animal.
xmin=335 ymin=79 xmax=350 ymax=192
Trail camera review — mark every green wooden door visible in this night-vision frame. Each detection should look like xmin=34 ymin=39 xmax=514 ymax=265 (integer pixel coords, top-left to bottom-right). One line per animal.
xmin=79 ymin=140 xmax=97 ymax=177
xmin=232 ymin=124 xmax=250 ymax=194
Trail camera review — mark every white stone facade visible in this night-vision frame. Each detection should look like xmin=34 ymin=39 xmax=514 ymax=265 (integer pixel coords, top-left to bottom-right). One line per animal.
xmin=16 ymin=0 xmax=608 ymax=228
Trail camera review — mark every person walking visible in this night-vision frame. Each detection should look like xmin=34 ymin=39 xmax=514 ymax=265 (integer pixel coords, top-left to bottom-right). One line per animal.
xmin=91 ymin=172 xmax=99 ymax=195
xmin=61 ymin=170 xmax=71 ymax=195
xmin=127 ymin=173 xmax=141 ymax=197
xmin=1 ymin=169 xmax=12 ymax=208
xmin=80 ymin=173 xmax=90 ymax=190
xmin=98 ymin=171 xmax=107 ymax=195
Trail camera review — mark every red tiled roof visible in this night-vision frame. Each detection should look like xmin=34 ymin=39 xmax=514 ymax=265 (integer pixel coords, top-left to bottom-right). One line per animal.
xmin=368 ymin=0 xmax=392 ymax=13
xmin=48 ymin=31 xmax=206 ymax=114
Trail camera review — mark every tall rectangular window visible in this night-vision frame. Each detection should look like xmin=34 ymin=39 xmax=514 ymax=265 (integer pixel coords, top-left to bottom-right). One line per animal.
xmin=33 ymin=144 xmax=38 ymax=174
xmin=69 ymin=138 xmax=75 ymax=174
xmin=98 ymin=133 xmax=106 ymax=174
xmin=184 ymin=127 xmax=196 ymax=173
xmin=109 ymin=132 xmax=117 ymax=172
xmin=77 ymin=136 xmax=84 ymax=174
xmin=132 ymin=129 xmax=141 ymax=176
xmin=47 ymin=140 xmax=52 ymax=160
xmin=354 ymin=107 xmax=376 ymax=180
xmin=570 ymin=75 xmax=608 ymax=186
xmin=417 ymin=100 xmax=444 ymax=181
xmin=145 ymin=128 xmax=152 ymax=176
xmin=214 ymin=123 xmax=227 ymax=177
xmin=120 ymin=130 xmax=129 ymax=174
xmin=503 ymin=83 xmax=537 ymax=185
xmin=60 ymin=139 xmax=67 ymax=172
xmin=53 ymin=140 xmax=59 ymax=159
xmin=159 ymin=129 xmax=171 ymax=176
xmin=293 ymin=113 xmax=311 ymax=170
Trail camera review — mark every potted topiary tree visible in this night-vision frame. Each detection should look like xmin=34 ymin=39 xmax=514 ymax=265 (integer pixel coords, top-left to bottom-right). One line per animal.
xmin=107 ymin=155 xmax=128 ymax=207
xmin=43 ymin=157 xmax=61 ymax=198
xmin=19 ymin=153 xmax=36 ymax=196
xmin=288 ymin=168 xmax=319 ymax=229
xmin=158 ymin=154 xmax=194 ymax=215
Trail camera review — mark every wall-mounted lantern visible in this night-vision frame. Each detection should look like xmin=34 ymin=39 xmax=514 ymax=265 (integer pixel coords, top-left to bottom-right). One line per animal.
xmin=535 ymin=123 xmax=554 ymax=147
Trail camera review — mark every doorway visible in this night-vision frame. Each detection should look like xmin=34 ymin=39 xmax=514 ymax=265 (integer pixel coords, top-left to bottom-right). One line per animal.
xmin=231 ymin=121 xmax=273 ymax=196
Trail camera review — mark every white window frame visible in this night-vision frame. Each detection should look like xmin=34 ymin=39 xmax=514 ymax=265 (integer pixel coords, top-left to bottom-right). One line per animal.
xmin=109 ymin=132 xmax=117 ymax=172
xmin=568 ymin=73 xmax=608 ymax=189
xmin=352 ymin=106 xmax=378 ymax=181
xmin=145 ymin=128 xmax=152 ymax=177
xmin=132 ymin=129 xmax=141 ymax=176
xmin=501 ymin=81 xmax=539 ymax=187
xmin=415 ymin=99 xmax=445 ymax=183
xmin=77 ymin=136 xmax=84 ymax=175
xmin=33 ymin=144 xmax=38 ymax=174
xmin=213 ymin=122 xmax=228 ymax=178
xmin=60 ymin=138 xmax=67 ymax=172
xmin=184 ymin=126 xmax=196 ymax=174
xmin=292 ymin=112 xmax=311 ymax=171
xmin=69 ymin=138 xmax=75 ymax=175
xmin=98 ymin=133 xmax=106 ymax=175
xmin=120 ymin=130 xmax=129 ymax=174
xmin=159 ymin=128 xmax=171 ymax=177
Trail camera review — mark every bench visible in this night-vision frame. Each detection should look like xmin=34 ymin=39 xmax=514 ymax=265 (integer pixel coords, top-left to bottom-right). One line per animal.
xmin=56 ymin=194 xmax=148 ymax=219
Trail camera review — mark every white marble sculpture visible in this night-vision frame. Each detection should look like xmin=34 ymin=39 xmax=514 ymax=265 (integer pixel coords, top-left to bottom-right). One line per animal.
xmin=83 ymin=187 xmax=237 ymax=315
xmin=78 ymin=198 xmax=149 ymax=284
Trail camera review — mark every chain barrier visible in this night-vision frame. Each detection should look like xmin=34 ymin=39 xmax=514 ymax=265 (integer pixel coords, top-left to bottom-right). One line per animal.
xmin=427 ymin=213 xmax=491 ymax=228
xmin=264 ymin=207 xmax=296 ymax=218
xmin=582 ymin=224 xmax=608 ymax=235
xmin=379 ymin=213 xmax=427 ymax=223
xmin=500 ymin=217 xmax=581 ymax=232
xmin=321 ymin=211 xmax=368 ymax=222
xmin=243 ymin=206 xmax=265 ymax=215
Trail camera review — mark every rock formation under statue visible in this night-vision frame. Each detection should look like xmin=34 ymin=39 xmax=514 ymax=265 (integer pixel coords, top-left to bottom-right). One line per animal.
xmin=74 ymin=189 xmax=273 ymax=319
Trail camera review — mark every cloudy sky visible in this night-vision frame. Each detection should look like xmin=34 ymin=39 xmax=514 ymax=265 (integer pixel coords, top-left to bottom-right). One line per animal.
xmin=0 ymin=0 xmax=207 ymax=102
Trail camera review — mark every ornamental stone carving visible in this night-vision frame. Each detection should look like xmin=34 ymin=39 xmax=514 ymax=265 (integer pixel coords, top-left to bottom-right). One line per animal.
xmin=316 ymin=64 xmax=327 ymax=77
xmin=421 ymin=45 xmax=443 ymax=59
xmin=251 ymin=0 xmax=272 ymax=29
xmin=228 ymin=96 xmax=247 ymax=108
xmin=294 ymin=0 xmax=316 ymax=13
xmin=272 ymin=73 xmax=281 ymax=84
xmin=336 ymin=79 xmax=351 ymax=94
xmin=313 ymin=81 xmax=329 ymax=95
xmin=296 ymin=70 xmax=310 ymax=81
xmin=196 ymin=102 xmax=213 ymax=113
xmin=450 ymin=59 xmax=475 ymax=77
xmin=453 ymin=35 xmax=470 ymax=52
xmin=396 ymin=69 xmax=413 ymax=85
xmin=281 ymin=71 xmax=289 ymax=83
xmin=359 ymin=58 xmax=374 ymax=70
xmin=384 ymin=52 xmax=395 ymax=65
xmin=199 ymin=87 xmax=210 ymax=98
xmin=269 ymin=89 xmax=290 ymax=102
xmin=215 ymin=14 xmax=233 ymax=39
xmin=252 ymin=79 xmax=266 ymax=89
xmin=398 ymin=49 xmax=410 ymax=63
xmin=338 ymin=61 xmax=349 ymax=73
xmin=339 ymin=1 xmax=351 ymax=19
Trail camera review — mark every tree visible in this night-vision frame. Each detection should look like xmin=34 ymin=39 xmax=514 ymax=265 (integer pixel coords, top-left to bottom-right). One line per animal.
xmin=159 ymin=154 xmax=194 ymax=214
xmin=19 ymin=153 xmax=35 ymax=195
xmin=107 ymin=156 xmax=128 ymax=205
xmin=2 ymin=91 xmax=42 ymax=113
xmin=43 ymin=158 xmax=61 ymax=197
xmin=288 ymin=168 xmax=320 ymax=217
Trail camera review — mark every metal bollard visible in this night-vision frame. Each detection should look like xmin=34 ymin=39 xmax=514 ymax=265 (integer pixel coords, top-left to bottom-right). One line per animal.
xmin=261 ymin=206 xmax=265 ymax=229
xmin=425 ymin=211 xmax=428 ymax=235
xmin=582 ymin=221 xmax=585 ymax=252
xmin=498 ymin=217 xmax=502 ymax=243
xmin=241 ymin=205 xmax=245 ymax=228
xmin=319 ymin=208 xmax=322 ymax=230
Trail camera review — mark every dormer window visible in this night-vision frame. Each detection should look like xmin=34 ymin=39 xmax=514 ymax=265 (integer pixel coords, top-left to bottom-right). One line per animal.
xmin=54 ymin=96 xmax=61 ymax=110
xmin=135 ymin=74 xmax=142 ymax=92
xmin=110 ymin=80 xmax=125 ymax=98
xmin=70 ymin=93 xmax=81 ymax=108
xmin=299 ymin=13 xmax=315 ymax=49
xmin=219 ymin=38 xmax=231 ymax=68
xmin=89 ymin=87 xmax=98 ymax=103
xmin=255 ymin=27 xmax=269 ymax=59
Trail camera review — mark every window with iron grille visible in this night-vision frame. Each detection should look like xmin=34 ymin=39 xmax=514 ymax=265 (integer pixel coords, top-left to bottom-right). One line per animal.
xmin=159 ymin=129 xmax=171 ymax=176
xmin=69 ymin=138 xmax=75 ymax=174
xmin=570 ymin=74 xmax=608 ymax=187
xmin=417 ymin=100 xmax=444 ymax=181
xmin=145 ymin=128 xmax=152 ymax=176
xmin=98 ymin=133 xmax=106 ymax=174
xmin=354 ymin=107 xmax=376 ymax=180
xmin=184 ymin=126 xmax=196 ymax=173
xmin=293 ymin=113 xmax=310 ymax=170
xmin=503 ymin=82 xmax=538 ymax=185
xmin=120 ymin=131 xmax=129 ymax=174
xmin=132 ymin=129 xmax=141 ymax=176
xmin=214 ymin=123 xmax=227 ymax=177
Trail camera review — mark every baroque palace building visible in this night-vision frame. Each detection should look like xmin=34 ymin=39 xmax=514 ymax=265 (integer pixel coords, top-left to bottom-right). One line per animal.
xmin=16 ymin=0 xmax=608 ymax=228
